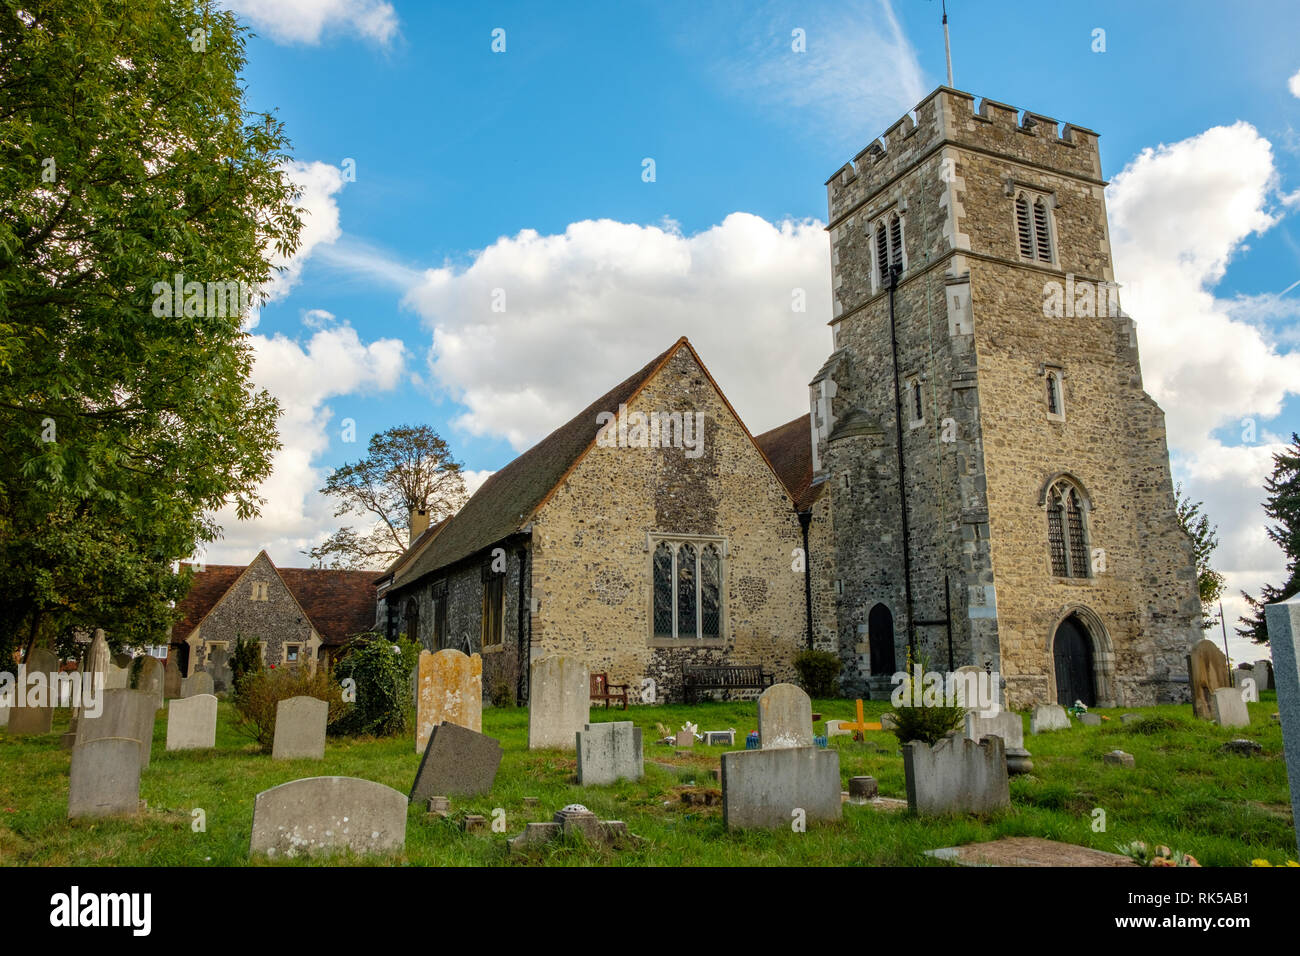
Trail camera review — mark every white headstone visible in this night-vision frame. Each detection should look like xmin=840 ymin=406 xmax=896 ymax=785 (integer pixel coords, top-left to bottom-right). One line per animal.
xmin=757 ymin=683 xmax=813 ymax=749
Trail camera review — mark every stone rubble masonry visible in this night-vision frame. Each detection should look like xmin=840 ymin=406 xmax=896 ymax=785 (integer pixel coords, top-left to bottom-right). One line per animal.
xmin=818 ymin=86 xmax=1199 ymax=708
xmin=249 ymin=776 xmax=407 ymax=859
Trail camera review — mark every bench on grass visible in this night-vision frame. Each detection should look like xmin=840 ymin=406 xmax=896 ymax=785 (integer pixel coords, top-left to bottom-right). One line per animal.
xmin=681 ymin=665 xmax=774 ymax=703
xmin=590 ymin=672 xmax=630 ymax=709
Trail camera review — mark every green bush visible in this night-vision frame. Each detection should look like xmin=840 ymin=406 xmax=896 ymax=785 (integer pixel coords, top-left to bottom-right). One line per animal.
xmin=331 ymin=633 xmax=408 ymax=737
xmin=793 ymin=648 xmax=841 ymax=698
xmin=230 ymin=633 xmax=264 ymax=700
xmin=231 ymin=665 xmax=345 ymax=751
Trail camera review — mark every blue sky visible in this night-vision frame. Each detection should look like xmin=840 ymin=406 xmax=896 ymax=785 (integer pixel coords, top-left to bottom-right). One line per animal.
xmin=211 ymin=0 xmax=1300 ymax=662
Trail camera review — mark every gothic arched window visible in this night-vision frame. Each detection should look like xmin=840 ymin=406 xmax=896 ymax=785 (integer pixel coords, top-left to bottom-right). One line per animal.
xmin=1015 ymin=190 xmax=1055 ymax=264
xmin=1046 ymin=478 xmax=1089 ymax=578
xmin=652 ymin=542 xmax=674 ymax=638
xmin=871 ymin=211 xmax=906 ymax=291
xmin=650 ymin=537 xmax=726 ymax=640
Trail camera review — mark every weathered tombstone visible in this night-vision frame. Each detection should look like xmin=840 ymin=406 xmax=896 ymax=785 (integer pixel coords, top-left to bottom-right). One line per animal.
xmin=1187 ymin=638 xmax=1230 ymax=720
xmin=1255 ymin=659 xmax=1274 ymax=691
xmin=166 ymin=694 xmax=217 ymax=751
xmin=675 ymin=729 xmax=694 ymax=748
xmin=76 ymin=631 xmax=110 ymax=724
xmin=208 ymin=646 xmax=232 ymax=694
xmin=136 ymin=657 xmax=164 ymax=709
xmin=526 ymin=655 xmax=588 ymax=750
xmin=1103 ymin=750 xmax=1136 ymax=767
xmin=164 ymin=652 xmax=182 ymax=699
xmin=180 ymin=670 xmax=214 ymax=699
xmin=1265 ymin=597 xmax=1300 ymax=856
xmin=1120 ymin=713 xmax=1141 ymax=724
xmin=250 ymin=776 xmax=407 ymax=858
xmin=757 ymin=683 xmax=813 ymax=749
xmin=272 ymin=696 xmax=328 ymax=760
xmin=964 ymin=710 xmax=1032 ymax=774
xmin=903 ymin=735 xmax=1010 ymax=816
xmin=76 ymin=688 xmax=156 ymax=769
xmin=68 ymin=737 xmax=141 ymax=819
xmin=880 ymin=711 xmax=898 ymax=730
xmin=1029 ymin=702 xmax=1071 ymax=734
xmin=720 ymin=746 xmax=841 ymax=829
xmin=1078 ymin=713 xmax=1102 ymax=726
xmin=1232 ymin=665 xmax=1255 ymax=689
xmin=577 ymin=721 xmax=643 ymax=785
xmin=1211 ymin=686 xmax=1250 ymax=729
xmin=825 ymin=719 xmax=853 ymax=738
xmin=409 ymin=721 xmax=502 ymax=801
xmin=8 ymin=647 xmax=59 ymax=736
xmin=415 ymin=649 xmax=483 ymax=753
xmin=105 ymin=653 xmax=131 ymax=690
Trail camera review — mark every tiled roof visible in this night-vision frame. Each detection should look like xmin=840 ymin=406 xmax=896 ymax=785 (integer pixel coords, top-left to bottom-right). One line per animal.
xmin=171 ymin=564 xmax=245 ymax=638
xmin=755 ymin=414 xmax=823 ymax=511
xmin=389 ymin=339 xmax=685 ymax=592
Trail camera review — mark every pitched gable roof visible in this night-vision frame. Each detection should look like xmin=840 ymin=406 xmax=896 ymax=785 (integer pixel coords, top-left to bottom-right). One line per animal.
xmin=755 ymin=414 xmax=823 ymax=511
xmin=171 ymin=564 xmax=246 ymax=638
xmin=390 ymin=339 xmax=683 ymax=591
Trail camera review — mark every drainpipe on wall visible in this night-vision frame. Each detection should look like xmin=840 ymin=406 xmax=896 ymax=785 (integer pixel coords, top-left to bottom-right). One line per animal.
xmin=798 ymin=510 xmax=814 ymax=650
xmin=887 ymin=264 xmax=917 ymax=657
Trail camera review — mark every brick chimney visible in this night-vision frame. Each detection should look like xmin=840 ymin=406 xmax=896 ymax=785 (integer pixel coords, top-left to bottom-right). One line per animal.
xmin=409 ymin=507 xmax=429 ymax=547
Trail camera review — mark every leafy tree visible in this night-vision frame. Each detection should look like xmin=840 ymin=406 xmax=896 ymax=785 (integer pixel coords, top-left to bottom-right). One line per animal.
xmin=1238 ymin=433 xmax=1300 ymax=643
xmin=1174 ymin=483 xmax=1226 ymax=629
xmin=0 ymin=1 xmax=302 ymax=657
xmin=307 ymin=425 xmax=467 ymax=570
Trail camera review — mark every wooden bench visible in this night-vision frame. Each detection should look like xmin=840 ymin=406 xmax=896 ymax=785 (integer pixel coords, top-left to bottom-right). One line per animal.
xmin=590 ymin=672 xmax=629 ymax=709
xmin=681 ymin=665 xmax=774 ymax=703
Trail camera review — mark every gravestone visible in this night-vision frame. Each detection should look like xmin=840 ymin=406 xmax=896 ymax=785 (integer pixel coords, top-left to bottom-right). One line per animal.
xmin=180 ymin=670 xmax=214 ymax=699
xmin=1232 ymin=665 xmax=1255 ymax=690
xmin=208 ymin=646 xmax=232 ymax=694
xmin=106 ymin=653 xmax=132 ymax=690
xmin=137 ymin=657 xmax=164 ymax=709
xmin=720 ymin=746 xmax=841 ymax=829
xmin=825 ymin=719 xmax=852 ymax=738
xmin=8 ymin=647 xmax=59 ymax=736
xmin=903 ymin=735 xmax=1011 ymax=816
xmin=1029 ymin=703 xmax=1071 ymax=734
xmin=1120 ymin=713 xmax=1141 ymax=724
xmin=1187 ymin=638 xmax=1230 ymax=720
xmin=675 ymin=729 xmax=694 ymax=748
xmin=527 ymin=655 xmax=588 ymax=750
xmin=166 ymin=694 xmax=217 ymax=751
xmin=76 ymin=688 xmax=156 ymax=770
xmin=880 ymin=711 xmax=898 ymax=730
xmin=1103 ymin=750 xmax=1136 ymax=767
xmin=250 ymin=777 xmax=407 ymax=858
xmin=757 ymin=683 xmax=813 ymax=749
xmin=76 ymin=631 xmax=110 ymax=725
xmin=68 ymin=737 xmax=141 ymax=819
xmin=1078 ymin=713 xmax=1102 ymax=726
xmin=415 ymin=649 xmax=483 ymax=753
xmin=964 ymin=710 xmax=1032 ymax=773
xmin=164 ymin=652 xmax=182 ymax=699
xmin=953 ymin=664 xmax=996 ymax=716
xmin=1265 ymin=597 xmax=1300 ymax=856
xmin=1211 ymin=686 xmax=1250 ymax=729
xmin=703 ymin=729 xmax=735 ymax=746
xmin=272 ymin=696 xmax=328 ymax=760
xmin=1254 ymin=659 xmax=1274 ymax=690
xmin=577 ymin=721 xmax=643 ymax=785
xmin=409 ymin=721 xmax=502 ymax=801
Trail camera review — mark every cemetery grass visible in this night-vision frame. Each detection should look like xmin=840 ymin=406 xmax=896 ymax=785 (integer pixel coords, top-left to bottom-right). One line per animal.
xmin=0 ymin=696 xmax=1293 ymax=867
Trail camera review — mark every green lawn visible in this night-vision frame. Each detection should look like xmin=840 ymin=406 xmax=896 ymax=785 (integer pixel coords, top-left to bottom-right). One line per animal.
xmin=0 ymin=695 xmax=1293 ymax=866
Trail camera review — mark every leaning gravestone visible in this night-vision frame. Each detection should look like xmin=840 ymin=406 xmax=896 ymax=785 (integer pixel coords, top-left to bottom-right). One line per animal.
xmin=1263 ymin=596 xmax=1300 ymax=856
xmin=415 ymin=649 xmax=483 ymax=753
xmin=68 ymin=737 xmax=142 ymax=819
xmin=527 ymin=655 xmax=589 ymax=750
xmin=721 ymin=746 xmax=841 ymax=829
xmin=272 ymin=696 xmax=328 ymax=760
xmin=8 ymin=647 xmax=59 ymax=736
xmin=1211 ymin=686 xmax=1250 ymax=729
xmin=250 ymin=776 xmax=407 ymax=858
xmin=577 ymin=721 xmax=643 ymax=785
xmin=105 ymin=653 xmax=132 ymax=690
xmin=758 ymin=683 xmax=814 ymax=749
xmin=166 ymin=694 xmax=217 ymax=751
xmin=163 ymin=652 xmax=182 ymax=699
xmin=77 ymin=688 xmax=156 ymax=769
xmin=1187 ymin=638 xmax=1230 ymax=720
xmin=1029 ymin=702 xmax=1070 ymax=734
xmin=903 ymin=735 xmax=1011 ymax=816
xmin=965 ymin=710 xmax=1032 ymax=774
xmin=180 ymin=670 xmax=214 ymax=699
xmin=410 ymin=721 xmax=502 ymax=801
xmin=136 ymin=657 xmax=164 ymax=710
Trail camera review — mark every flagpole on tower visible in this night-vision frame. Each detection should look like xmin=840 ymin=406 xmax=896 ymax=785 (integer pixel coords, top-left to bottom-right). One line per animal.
xmin=943 ymin=0 xmax=954 ymax=87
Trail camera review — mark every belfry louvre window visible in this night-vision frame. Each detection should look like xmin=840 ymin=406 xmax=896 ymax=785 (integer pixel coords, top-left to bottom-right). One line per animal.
xmin=1015 ymin=191 xmax=1054 ymax=264
xmin=652 ymin=538 xmax=723 ymax=640
xmin=1046 ymin=479 xmax=1090 ymax=578
xmin=871 ymin=211 xmax=905 ymax=290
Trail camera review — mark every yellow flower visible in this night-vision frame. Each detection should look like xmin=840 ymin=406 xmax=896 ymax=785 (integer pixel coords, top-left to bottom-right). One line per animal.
xmin=1251 ymin=859 xmax=1273 ymax=867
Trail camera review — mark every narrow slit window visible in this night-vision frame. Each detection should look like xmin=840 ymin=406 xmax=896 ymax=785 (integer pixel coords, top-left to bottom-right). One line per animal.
xmin=1033 ymin=198 xmax=1052 ymax=262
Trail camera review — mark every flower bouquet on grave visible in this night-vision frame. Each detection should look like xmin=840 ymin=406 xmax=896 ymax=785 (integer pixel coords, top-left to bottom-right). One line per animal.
xmin=1067 ymin=700 xmax=1087 ymax=718
xmin=1117 ymin=841 xmax=1200 ymax=867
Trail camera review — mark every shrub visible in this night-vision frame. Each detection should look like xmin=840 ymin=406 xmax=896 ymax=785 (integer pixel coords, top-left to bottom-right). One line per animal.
xmin=229 ymin=633 xmax=264 ymax=700
xmin=888 ymin=649 xmax=966 ymax=745
xmin=793 ymin=648 xmax=841 ymax=698
xmin=231 ymin=665 xmax=344 ymax=751
xmin=330 ymin=634 xmax=408 ymax=738
xmin=485 ymin=644 xmax=520 ymax=707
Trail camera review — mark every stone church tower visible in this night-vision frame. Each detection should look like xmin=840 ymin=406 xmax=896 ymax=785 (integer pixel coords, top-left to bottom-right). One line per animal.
xmin=810 ymin=87 xmax=1201 ymax=708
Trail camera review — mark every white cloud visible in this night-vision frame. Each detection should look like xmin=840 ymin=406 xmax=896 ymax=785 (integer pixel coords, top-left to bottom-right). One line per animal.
xmin=461 ymin=470 xmax=495 ymax=499
xmin=404 ymin=213 xmax=831 ymax=451
xmin=1107 ymin=121 xmax=1300 ymax=651
xmin=264 ymin=160 xmax=347 ymax=304
xmin=1289 ymin=68 xmax=1300 ymax=98
xmin=219 ymin=0 xmax=398 ymax=45
xmin=204 ymin=324 xmax=405 ymax=566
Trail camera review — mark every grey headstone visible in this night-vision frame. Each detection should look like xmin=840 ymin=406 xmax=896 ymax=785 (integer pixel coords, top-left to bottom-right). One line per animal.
xmin=1254 ymin=659 xmax=1274 ymax=690
xmin=272 ymin=696 xmax=328 ymax=760
xmin=164 ymin=651 xmax=182 ymax=699
xmin=1231 ymin=666 xmax=1255 ymax=689
xmin=8 ymin=647 xmax=59 ymax=736
xmin=757 ymin=683 xmax=813 ymax=749
xmin=410 ymin=721 xmax=502 ymax=801
xmin=903 ymin=735 xmax=1010 ymax=816
xmin=880 ymin=711 xmax=898 ymax=730
xmin=105 ymin=653 xmax=131 ymax=690
xmin=68 ymin=737 xmax=141 ymax=819
xmin=1211 ymin=686 xmax=1249 ymax=729
xmin=577 ymin=721 xmax=643 ymax=785
xmin=76 ymin=632 xmax=110 ymax=723
xmin=180 ymin=671 xmax=214 ymax=699
xmin=720 ymin=746 xmax=841 ymax=829
xmin=1029 ymin=703 xmax=1071 ymax=734
xmin=1265 ymin=596 xmax=1300 ymax=856
xmin=136 ymin=657 xmax=164 ymax=709
xmin=1078 ymin=713 xmax=1102 ymax=726
xmin=1120 ymin=713 xmax=1141 ymax=724
xmin=77 ymin=688 xmax=156 ymax=770
xmin=1103 ymin=750 xmax=1135 ymax=767
xmin=166 ymin=694 xmax=217 ymax=751
xmin=554 ymin=805 xmax=601 ymax=841
xmin=527 ymin=655 xmax=589 ymax=750
xmin=250 ymin=776 xmax=407 ymax=858
xmin=964 ymin=710 xmax=1025 ymax=750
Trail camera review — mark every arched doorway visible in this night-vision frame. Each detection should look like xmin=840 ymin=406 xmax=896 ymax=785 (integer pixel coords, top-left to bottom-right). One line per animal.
xmin=1053 ymin=614 xmax=1096 ymax=707
xmin=868 ymin=603 xmax=896 ymax=676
